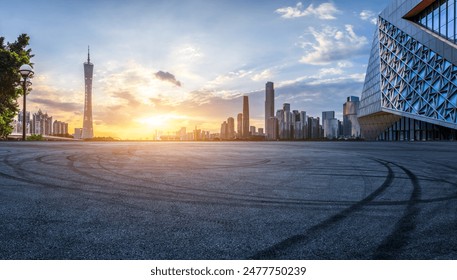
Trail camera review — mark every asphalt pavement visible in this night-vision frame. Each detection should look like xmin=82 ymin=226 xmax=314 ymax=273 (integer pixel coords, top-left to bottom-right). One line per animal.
xmin=0 ymin=141 xmax=456 ymax=259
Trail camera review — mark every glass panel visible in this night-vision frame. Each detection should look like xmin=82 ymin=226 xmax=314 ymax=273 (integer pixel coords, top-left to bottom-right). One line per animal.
xmin=427 ymin=10 xmax=433 ymax=28
xmin=440 ymin=1 xmax=447 ymax=36
xmin=449 ymin=1 xmax=455 ymax=22
xmin=440 ymin=1 xmax=447 ymax=24
xmin=420 ymin=15 xmax=427 ymax=26
xmin=434 ymin=7 xmax=440 ymax=32
xmin=448 ymin=19 xmax=455 ymax=40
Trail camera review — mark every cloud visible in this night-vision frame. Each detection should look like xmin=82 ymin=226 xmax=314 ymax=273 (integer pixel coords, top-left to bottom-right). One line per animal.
xmin=277 ymin=70 xmax=365 ymax=88
xmin=276 ymin=2 xmax=341 ymax=20
xmin=299 ymin=25 xmax=368 ymax=65
xmin=360 ymin=10 xmax=378 ymax=25
xmin=112 ymin=91 xmax=141 ymax=107
xmin=205 ymin=70 xmax=253 ymax=89
xmin=29 ymin=97 xmax=81 ymax=112
xmin=176 ymin=45 xmax=203 ymax=60
xmin=154 ymin=71 xmax=182 ymax=87
xmin=251 ymin=69 xmax=273 ymax=82
xmin=319 ymin=67 xmax=344 ymax=76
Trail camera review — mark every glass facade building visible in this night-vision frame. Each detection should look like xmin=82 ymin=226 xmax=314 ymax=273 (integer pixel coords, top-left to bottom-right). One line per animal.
xmin=359 ymin=0 xmax=457 ymax=140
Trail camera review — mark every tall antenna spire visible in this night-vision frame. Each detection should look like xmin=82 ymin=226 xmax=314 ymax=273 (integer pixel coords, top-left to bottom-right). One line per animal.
xmin=87 ymin=45 xmax=90 ymax=63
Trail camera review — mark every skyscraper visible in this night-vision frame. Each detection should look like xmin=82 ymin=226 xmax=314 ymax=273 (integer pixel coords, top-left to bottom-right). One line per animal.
xmin=237 ymin=113 xmax=243 ymax=138
xmin=265 ymin=82 xmax=275 ymax=138
xmin=82 ymin=46 xmax=94 ymax=139
xmin=358 ymin=0 xmax=457 ymax=140
xmin=282 ymin=103 xmax=292 ymax=139
xmin=321 ymin=111 xmax=335 ymax=124
xmin=242 ymin=96 xmax=249 ymax=138
xmin=220 ymin=121 xmax=228 ymax=140
xmin=321 ymin=111 xmax=335 ymax=139
xmin=227 ymin=117 xmax=235 ymax=139
xmin=267 ymin=117 xmax=279 ymax=140
xmin=343 ymin=96 xmax=360 ymax=138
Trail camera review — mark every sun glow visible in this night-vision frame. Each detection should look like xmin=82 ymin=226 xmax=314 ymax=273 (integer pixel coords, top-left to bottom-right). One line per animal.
xmin=137 ymin=114 xmax=188 ymax=129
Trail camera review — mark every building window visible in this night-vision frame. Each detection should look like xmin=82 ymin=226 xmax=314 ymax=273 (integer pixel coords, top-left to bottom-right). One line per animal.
xmin=413 ymin=0 xmax=457 ymax=43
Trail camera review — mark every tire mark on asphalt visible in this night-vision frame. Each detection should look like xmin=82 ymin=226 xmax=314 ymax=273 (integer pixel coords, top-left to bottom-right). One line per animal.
xmin=0 ymin=152 xmax=348 ymax=210
xmin=373 ymin=163 xmax=421 ymax=259
xmin=249 ymin=159 xmax=395 ymax=259
xmin=91 ymin=154 xmax=358 ymax=207
xmin=64 ymin=154 xmax=357 ymax=209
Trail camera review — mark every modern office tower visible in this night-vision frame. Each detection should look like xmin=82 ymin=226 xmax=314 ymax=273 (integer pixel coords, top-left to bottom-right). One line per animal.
xmin=18 ymin=111 xmax=30 ymax=124
xmin=53 ymin=120 xmax=64 ymax=135
xmin=227 ymin=117 xmax=235 ymax=139
xmin=220 ymin=121 xmax=228 ymax=140
xmin=300 ymin=111 xmax=308 ymax=139
xmin=307 ymin=117 xmax=321 ymax=139
xmin=265 ymin=81 xmax=275 ymax=138
xmin=343 ymin=96 xmax=361 ymax=138
xmin=250 ymin=126 xmax=256 ymax=135
xmin=322 ymin=111 xmax=335 ymax=138
xmin=242 ymin=96 xmax=250 ymax=138
xmin=53 ymin=121 xmax=60 ymax=135
xmin=359 ymin=0 xmax=457 ymax=140
xmin=52 ymin=121 xmax=69 ymax=135
xmin=237 ymin=113 xmax=243 ymax=138
xmin=338 ymin=120 xmax=343 ymax=138
xmin=17 ymin=110 xmax=31 ymax=134
xmin=281 ymin=103 xmax=292 ymax=139
xmin=74 ymin=128 xmax=83 ymax=139
xmin=276 ymin=109 xmax=284 ymax=139
xmin=322 ymin=111 xmax=335 ymax=125
xmin=31 ymin=109 xmax=52 ymax=135
xmin=323 ymin=118 xmax=339 ymax=139
xmin=258 ymin=128 xmax=264 ymax=135
xmin=267 ymin=117 xmax=279 ymax=140
xmin=82 ymin=47 xmax=94 ymax=139
xmin=292 ymin=110 xmax=302 ymax=139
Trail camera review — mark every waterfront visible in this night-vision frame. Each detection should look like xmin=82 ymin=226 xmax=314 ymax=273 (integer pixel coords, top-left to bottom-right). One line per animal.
xmin=0 ymin=142 xmax=456 ymax=259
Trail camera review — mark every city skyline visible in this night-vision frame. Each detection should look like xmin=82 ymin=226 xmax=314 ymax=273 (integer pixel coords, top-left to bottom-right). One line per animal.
xmin=0 ymin=0 xmax=387 ymax=139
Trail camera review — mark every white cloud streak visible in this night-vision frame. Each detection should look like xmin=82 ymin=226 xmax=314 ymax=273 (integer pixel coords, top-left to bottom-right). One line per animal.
xmin=276 ymin=2 xmax=341 ymax=20
xmin=360 ymin=10 xmax=378 ymax=25
xmin=299 ymin=25 xmax=368 ymax=65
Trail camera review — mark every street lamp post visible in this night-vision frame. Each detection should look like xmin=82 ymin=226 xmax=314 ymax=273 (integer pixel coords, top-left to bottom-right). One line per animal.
xmin=19 ymin=64 xmax=34 ymax=141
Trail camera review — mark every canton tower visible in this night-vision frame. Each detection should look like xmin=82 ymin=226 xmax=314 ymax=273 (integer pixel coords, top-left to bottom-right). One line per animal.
xmin=82 ymin=46 xmax=94 ymax=139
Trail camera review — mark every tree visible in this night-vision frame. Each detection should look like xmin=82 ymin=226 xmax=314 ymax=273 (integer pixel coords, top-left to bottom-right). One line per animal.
xmin=0 ymin=34 xmax=33 ymax=139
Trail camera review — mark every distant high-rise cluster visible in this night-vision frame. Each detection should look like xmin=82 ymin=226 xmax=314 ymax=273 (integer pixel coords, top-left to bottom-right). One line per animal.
xmin=212 ymin=81 xmax=363 ymax=141
xmin=150 ymin=81 xmax=363 ymax=142
xmin=262 ymin=82 xmax=360 ymax=140
xmin=219 ymin=95 xmax=264 ymax=140
xmin=13 ymin=109 xmax=69 ymax=136
xmin=265 ymin=82 xmax=322 ymax=140
xmin=159 ymin=127 xmax=213 ymax=141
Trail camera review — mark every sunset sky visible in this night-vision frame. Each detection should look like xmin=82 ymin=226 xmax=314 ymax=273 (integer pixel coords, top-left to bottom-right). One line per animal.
xmin=1 ymin=0 xmax=387 ymax=139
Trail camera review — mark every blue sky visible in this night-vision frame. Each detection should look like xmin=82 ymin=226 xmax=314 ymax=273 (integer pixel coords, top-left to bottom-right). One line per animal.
xmin=0 ymin=0 xmax=387 ymax=138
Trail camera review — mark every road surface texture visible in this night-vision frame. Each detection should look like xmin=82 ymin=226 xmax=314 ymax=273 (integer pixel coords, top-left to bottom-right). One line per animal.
xmin=0 ymin=141 xmax=456 ymax=259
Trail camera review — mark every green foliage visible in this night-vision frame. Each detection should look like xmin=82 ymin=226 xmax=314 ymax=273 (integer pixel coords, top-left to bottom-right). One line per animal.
xmin=0 ymin=34 xmax=33 ymax=139
xmin=26 ymin=134 xmax=44 ymax=141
